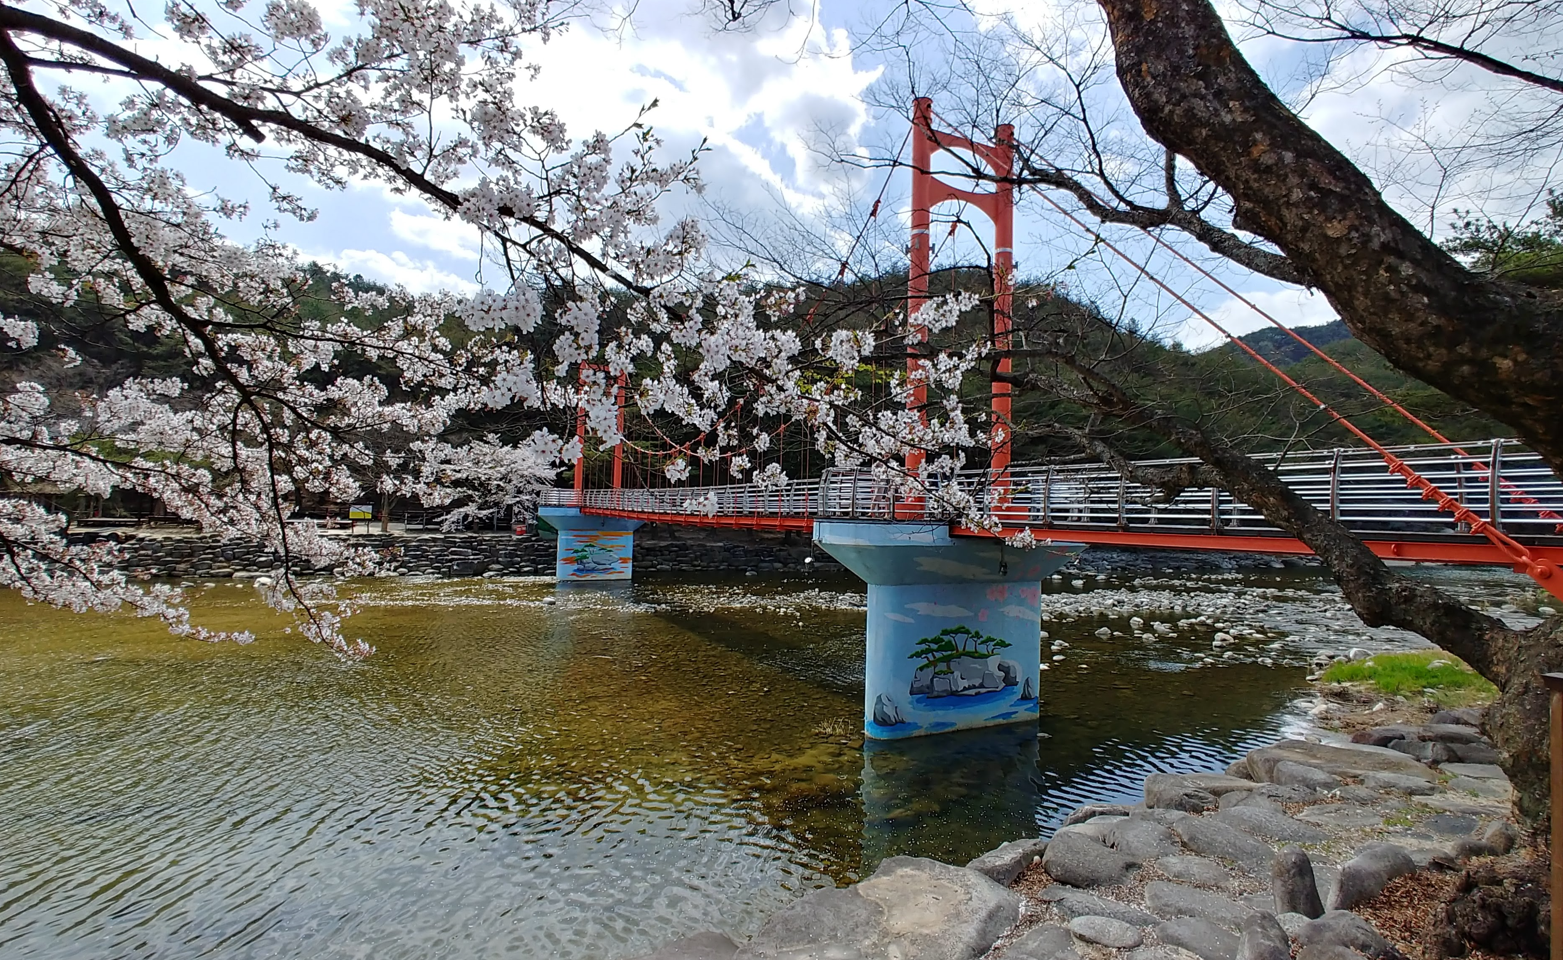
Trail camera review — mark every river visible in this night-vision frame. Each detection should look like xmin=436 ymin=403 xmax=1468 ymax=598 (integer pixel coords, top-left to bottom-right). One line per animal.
xmin=0 ymin=564 xmax=1538 ymax=959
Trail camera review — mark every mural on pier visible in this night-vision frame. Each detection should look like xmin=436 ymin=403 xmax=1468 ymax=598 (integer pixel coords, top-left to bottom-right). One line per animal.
xmin=864 ymin=582 xmax=1041 ymax=740
xmin=556 ymin=530 xmax=634 ymax=580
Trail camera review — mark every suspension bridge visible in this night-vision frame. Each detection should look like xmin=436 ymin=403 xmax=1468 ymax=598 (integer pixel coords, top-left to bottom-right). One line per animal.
xmin=537 ymin=98 xmax=1563 ymax=741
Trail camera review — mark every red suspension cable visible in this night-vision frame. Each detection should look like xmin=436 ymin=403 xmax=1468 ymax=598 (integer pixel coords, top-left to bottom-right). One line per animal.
xmin=1021 ymin=181 xmax=1561 ymax=596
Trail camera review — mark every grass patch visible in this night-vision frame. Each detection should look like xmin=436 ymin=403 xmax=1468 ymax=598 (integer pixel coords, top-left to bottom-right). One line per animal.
xmin=1321 ymin=650 xmax=1497 ymax=704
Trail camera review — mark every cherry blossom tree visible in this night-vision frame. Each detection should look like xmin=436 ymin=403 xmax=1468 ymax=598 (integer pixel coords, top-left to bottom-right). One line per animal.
xmin=0 ymin=0 xmax=992 ymax=651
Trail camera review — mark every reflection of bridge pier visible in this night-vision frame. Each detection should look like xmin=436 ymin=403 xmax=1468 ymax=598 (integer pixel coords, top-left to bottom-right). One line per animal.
xmin=537 ymin=508 xmax=643 ymax=582
xmin=814 ymin=521 xmax=1080 ymax=740
xmin=859 ymin=723 xmax=1041 ymax=868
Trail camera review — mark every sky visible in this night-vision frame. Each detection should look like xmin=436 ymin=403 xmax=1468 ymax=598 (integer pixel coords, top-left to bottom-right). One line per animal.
xmin=97 ymin=0 xmax=1561 ymax=350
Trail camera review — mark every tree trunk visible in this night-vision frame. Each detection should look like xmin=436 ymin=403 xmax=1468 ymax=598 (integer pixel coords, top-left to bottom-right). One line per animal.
xmin=1093 ymin=0 xmax=1563 ymax=477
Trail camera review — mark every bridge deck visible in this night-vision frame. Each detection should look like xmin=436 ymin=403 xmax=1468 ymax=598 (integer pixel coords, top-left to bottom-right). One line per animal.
xmin=539 ymin=439 xmax=1563 ymax=567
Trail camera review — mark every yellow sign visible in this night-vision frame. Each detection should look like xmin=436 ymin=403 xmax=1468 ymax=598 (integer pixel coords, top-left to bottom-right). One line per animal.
xmin=348 ymin=504 xmax=373 ymax=519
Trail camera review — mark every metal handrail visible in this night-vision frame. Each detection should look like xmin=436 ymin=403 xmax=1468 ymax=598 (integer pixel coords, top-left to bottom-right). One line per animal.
xmin=536 ymin=438 xmax=1563 ymax=542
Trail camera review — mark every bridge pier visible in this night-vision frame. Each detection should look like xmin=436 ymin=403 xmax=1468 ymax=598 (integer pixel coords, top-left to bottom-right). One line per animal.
xmin=813 ymin=522 xmax=1082 ymax=740
xmin=537 ymin=508 xmax=643 ymax=582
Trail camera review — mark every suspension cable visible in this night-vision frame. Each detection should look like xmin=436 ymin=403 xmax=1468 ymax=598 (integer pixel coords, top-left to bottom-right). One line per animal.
xmin=1017 ymin=179 xmax=1560 ymax=591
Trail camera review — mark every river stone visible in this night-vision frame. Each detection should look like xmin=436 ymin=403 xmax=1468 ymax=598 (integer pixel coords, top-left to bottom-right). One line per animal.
xmin=1329 ymin=843 xmax=1414 ymax=911
xmin=1146 ymin=881 xmax=1254 ymax=930
xmin=1296 ymin=803 xmax=1383 ymax=830
xmin=1276 ymin=913 xmax=1310 ymax=939
xmin=1446 ymin=776 xmax=1512 ymax=799
xmin=1296 ymin=946 xmax=1368 ymax=960
xmin=1216 ymin=806 xmax=1329 ymax=844
xmin=1389 ymin=738 xmax=1458 ymax=764
xmin=1109 ymin=818 xmax=1182 ymax=862
xmin=1133 ymin=807 xmax=1195 ymax=828
xmin=1449 ymin=742 xmax=1502 ymax=764
xmin=1237 ymin=912 xmax=1291 ymax=960
xmin=1041 ymin=886 xmax=1159 ymax=926
xmin=1156 ymin=917 xmax=1240 ymax=960
xmin=1361 ymin=772 xmax=1437 ymax=796
xmin=1062 ymin=803 xmax=1136 ymax=827
xmin=1430 ymin=707 xmax=1483 ymax=727
xmin=1439 ymin=762 xmax=1507 ymax=780
xmin=1124 ymin=948 xmax=1189 ymax=960
xmin=967 ymin=838 xmax=1047 ymax=885
xmin=628 ymin=932 xmax=740 ymax=960
xmin=1296 ymin=911 xmax=1395 ymax=959
xmin=1070 ymin=915 xmax=1144 ymax=949
xmin=1217 ymin=790 xmax=1255 ymax=811
xmin=1008 ymin=924 xmax=1081 ymax=960
xmin=735 ymin=856 xmax=1019 ymax=960
xmin=1271 ymin=846 xmax=1324 ymax=919
xmin=1057 ymin=817 xmax=1123 ymax=843
xmin=1145 ymin=779 xmax=1219 ymax=812
xmin=1418 ymin=723 xmax=1489 ymax=745
xmin=1157 ymin=855 xmax=1232 ymax=888
xmin=1173 ymin=816 xmax=1277 ymax=871
xmin=1245 ymin=741 xmax=1435 ymax=782
xmin=1043 ymin=829 xmax=1138 ymax=888
xmin=1269 ymin=761 xmax=1340 ymax=792
xmin=1422 ymin=814 xmax=1479 ymax=836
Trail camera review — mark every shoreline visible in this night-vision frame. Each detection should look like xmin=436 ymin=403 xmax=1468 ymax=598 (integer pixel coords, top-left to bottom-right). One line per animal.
xmin=629 ymin=691 xmax=1525 ymax=960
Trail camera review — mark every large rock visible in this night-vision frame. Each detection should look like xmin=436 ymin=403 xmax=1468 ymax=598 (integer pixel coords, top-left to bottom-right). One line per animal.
xmin=1296 ymin=803 xmax=1383 ymax=830
xmin=1007 ymin=924 xmax=1080 ymax=960
xmin=1157 ymin=855 xmax=1232 ymax=888
xmin=1108 ymin=818 xmax=1181 ymax=862
xmin=1145 ymin=774 xmax=1258 ymax=812
xmin=1449 ymin=742 xmax=1502 ymax=764
xmin=1388 ymin=738 xmax=1458 ymax=764
xmin=1173 ymin=816 xmax=1277 ymax=871
xmin=967 ymin=838 xmax=1046 ymax=886
xmin=1041 ymin=886 xmax=1159 ymax=926
xmin=1043 ymin=830 xmax=1138 ymax=888
xmin=1361 ymin=772 xmax=1437 ymax=796
xmin=1216 ymin=806 xmax=1329 ymax=844
xmin=628 ymin=932 xmax=740 ymax=960
xmin=1271 ymin=846 xmax=1324 ymax=919
xmin=1328 ymin=843 xmax=1415 ymax=911
xmin=735 ymin=856 xmax=1019 ymax=960
xmin=1268 ymin=761 xmax=1340 ymax=791
xmin=1439 ymin=762 xmax=1507 ymax=780
xmin=1145 ymin=880 xmax=1254 ymax=930
xmin=1296 ymin=911 xmax=1397 ymax=960
xmin=1157 ymin=917 xmax=1240 ymax=960
xmin=1245 ymin=740 xmax=1435 ymax=782
xmin=1237 ymin=912 xmax=1291 ymax=960
xmin=1069 ymin=915 xmax=1144 ymax=949
xmin=1430 ymin=707 xmax=1483 ymax=727
xmin=1062 ymin=804 xmax=1135 ymax=827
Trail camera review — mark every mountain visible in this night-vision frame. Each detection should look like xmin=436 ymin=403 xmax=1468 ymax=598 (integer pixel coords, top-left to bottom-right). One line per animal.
xmin=1227 ymin=319 xmax=1355 ymax=366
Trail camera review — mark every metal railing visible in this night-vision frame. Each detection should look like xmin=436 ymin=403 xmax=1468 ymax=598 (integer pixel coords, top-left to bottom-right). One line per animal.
xmin=539 ymin=439 xmax=1563 ymax=542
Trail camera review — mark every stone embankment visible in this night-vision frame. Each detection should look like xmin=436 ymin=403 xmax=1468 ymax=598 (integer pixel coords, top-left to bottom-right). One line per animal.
xmin=632 ymin=713 xmax=1519 ymax=960
xmin=68 ymin=525 xmax=837 ymax=579
xmin=74 ymin=526 xmax=1301 ymax=581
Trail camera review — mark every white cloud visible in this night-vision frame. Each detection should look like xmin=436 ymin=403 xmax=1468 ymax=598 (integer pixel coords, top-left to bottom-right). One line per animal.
xmin=318 ymin=249 xmax=479 ymax=295
xmin=999 ymin=604 xmax=1039 ymax=621
xmin=390 ymin=209 xmax=482 ymax=261
xmin=885 ymin=612 xmax=914 ymax=622
xmin=906 ymin=602 xmax=973 ymax=618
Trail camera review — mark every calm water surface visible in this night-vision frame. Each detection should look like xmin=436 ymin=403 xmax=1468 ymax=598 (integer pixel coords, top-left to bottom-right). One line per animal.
xmin=0 ymin=566 xmax=1533 ymax=959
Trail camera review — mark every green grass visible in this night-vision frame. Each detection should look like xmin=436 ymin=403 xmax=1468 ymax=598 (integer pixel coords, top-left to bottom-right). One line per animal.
xmin=1320 ymin=650 xmax=1497 ymax=704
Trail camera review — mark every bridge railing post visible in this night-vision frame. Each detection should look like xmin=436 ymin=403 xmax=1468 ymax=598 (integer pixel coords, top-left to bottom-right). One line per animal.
xmin=1546 ymin=671 xmax=1563 ymax=960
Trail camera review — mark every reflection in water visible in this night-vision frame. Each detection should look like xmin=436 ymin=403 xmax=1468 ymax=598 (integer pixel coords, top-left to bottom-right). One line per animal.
xmin=1 ymin=565 xmax=1505 ymax=960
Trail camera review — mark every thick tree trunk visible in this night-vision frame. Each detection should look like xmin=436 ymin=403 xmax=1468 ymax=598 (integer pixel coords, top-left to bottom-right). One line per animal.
xmin=1093 ymin=0 xmax=1563 ymax=476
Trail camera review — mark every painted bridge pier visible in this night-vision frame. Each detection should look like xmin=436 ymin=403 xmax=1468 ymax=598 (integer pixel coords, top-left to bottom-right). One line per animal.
xmin=537 ymin=507 xmax=643 ymax=582
xmin=813 ymin=521 xmax=1080 ymax=740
